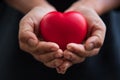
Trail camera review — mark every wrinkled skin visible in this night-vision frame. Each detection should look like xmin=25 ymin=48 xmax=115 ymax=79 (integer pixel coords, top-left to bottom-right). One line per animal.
xmin=19 ymin=0 xmax=112 ymax=74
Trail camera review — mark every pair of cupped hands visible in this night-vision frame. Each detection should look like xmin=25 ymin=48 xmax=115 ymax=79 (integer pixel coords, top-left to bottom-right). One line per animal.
xmin=19 ymin=1 xmax=106 ymax=74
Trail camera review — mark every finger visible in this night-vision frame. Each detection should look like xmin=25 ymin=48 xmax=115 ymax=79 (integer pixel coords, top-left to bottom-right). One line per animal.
xmin=65 ymin=4 xmax=106 ymax=51
xmin=19 ymin=7 xmax=56 ymax=51
xmin=19 ymin=18 xmax=39 ymax=48
xmin=56 ymin=60 xmax=72 ymax=74
xmin=33 ymin=49 xmax=63 ymax=63
xmin=85 ymin=36 xmax=102 ymax=51
xmin=44 ymin=58 xmax=64 ymax=68
xmin=64 ymin=50 xmax=85 ymax=64
xmin=85 ymin=24 xmax=106 ymax=51
xmin=32 ymin=42 xmax=60 ymax=54
xmin=20 ymin=39 xmax=60 ymax=55
xmin=67 ymin=43 xmax=99 ymax=57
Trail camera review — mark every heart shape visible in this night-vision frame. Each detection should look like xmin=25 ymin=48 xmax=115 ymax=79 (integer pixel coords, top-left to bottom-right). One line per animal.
xmin=39 ymin=11 xmax=87 ymax=50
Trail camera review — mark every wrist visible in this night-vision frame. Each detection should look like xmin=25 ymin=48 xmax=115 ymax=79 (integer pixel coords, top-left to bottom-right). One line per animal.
xmin=5 ymin=0 xmax=56 ymax=14
xmin=76 ymin=0 xmax=120 ymax=15
xmin=79 ymin=0 xmax=103 ymax=15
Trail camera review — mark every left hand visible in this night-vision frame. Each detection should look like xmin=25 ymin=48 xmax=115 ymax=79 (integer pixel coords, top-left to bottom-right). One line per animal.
xmin=19 ymin=6 xmax=64 ymax=69
xmin=56 ymin=1 xmax=106 ymax=74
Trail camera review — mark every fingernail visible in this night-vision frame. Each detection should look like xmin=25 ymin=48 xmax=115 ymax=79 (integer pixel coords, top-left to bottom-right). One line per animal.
xmin=87 ymin=43 xmax=94 ymax=51
xmin=28 ymin=39 xmax=36 ymax=47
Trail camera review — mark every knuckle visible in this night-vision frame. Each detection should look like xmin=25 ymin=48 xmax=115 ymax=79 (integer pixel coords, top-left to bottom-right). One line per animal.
xmin=20 ymin=17 xmax=34 ymax=28
xmin=93 ymin=34 xmax=104 ymax=48
xmin=19 ymin=31 xmax=30 ymax=44
xmin=92 ymin=19 xmax=106 ymax=30
xmin=92 ymin=20 xmax=101 ymax=28
xmin=19 ymin=34 xmax=26 ymax=43
xmin=19 ymin=17 xmax=28 ymax=26
xmin=19 ymin=43 xmax=26 ymax=51
xmin=96 ymin=40 xmax=103 ymax=48
xmin=19 ymin=43 xmax=31 ymax=54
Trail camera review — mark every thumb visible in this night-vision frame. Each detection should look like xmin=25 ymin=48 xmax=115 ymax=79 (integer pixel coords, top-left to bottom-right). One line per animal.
xmin=19 ymin=7 xmax=56 ymax=47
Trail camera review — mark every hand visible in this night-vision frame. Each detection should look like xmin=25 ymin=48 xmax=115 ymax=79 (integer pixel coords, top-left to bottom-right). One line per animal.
xmin=19 ymin=6 xmax=64 ymax=68
xmin=56 ymin=1 xmax=106 ymax=74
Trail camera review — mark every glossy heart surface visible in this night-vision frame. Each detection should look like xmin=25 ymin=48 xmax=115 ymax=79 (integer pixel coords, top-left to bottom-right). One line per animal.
xmin=40 ymin=11 xmax=87 ymax=50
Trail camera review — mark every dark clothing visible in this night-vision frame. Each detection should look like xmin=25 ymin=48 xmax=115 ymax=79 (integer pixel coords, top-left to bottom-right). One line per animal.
xmin=0 ymin=0 xmax=120 ymax=80
xmin=47 ymin=0 xmax=77 ymax=12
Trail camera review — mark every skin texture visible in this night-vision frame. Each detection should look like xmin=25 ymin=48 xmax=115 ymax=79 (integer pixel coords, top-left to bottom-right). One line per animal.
xmin=57 ymin=3 xmax=106 ymax=74
xmin=18 ymin=7 xmax=65 ymax=68
xmin=57 ymin=0 xmax=120 ymax=74
xmin=5 ymin=0 xmax=51 ymax=13
xmin=5 ymin=0 xmax=120 ymax=74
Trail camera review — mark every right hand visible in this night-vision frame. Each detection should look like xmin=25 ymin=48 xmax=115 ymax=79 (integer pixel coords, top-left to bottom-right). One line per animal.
xmin=19 ymin=6 xmax=64 ymax=68
xmin=56 ymin=0 xmax=106 ymax=74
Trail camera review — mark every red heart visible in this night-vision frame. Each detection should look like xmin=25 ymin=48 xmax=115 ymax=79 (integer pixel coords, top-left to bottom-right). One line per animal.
xmin=39 ymin=11 xmax=87 ymax=50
